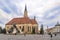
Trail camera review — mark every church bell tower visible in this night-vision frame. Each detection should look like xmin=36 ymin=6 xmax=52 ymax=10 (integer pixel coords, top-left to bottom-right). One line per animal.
xmin=24 ymin=5 xmax=28 ymax=18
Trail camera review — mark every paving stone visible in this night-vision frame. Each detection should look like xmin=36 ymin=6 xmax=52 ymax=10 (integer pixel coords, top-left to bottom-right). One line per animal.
xmin=0 ymin=34 xmax=60 ymax=40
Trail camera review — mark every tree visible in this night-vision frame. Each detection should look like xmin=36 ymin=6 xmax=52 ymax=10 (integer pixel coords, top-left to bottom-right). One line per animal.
xmin=0 ymin=27 xmax=2 ymax=33
xmin=2 ymin=28 xmax=6 ymax=34
xmin=40 ymin=24 xmax=44 ymax=34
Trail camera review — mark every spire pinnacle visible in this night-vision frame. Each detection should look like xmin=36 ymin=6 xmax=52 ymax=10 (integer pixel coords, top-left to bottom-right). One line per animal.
xmin=34 ymin=16 xmax=36 ymax=20
xmin=24 ymin=5 xmax=28 ymax=18
xmin=47 ymin=26 xmax=48 ymax=29
xmin=57 ymin=21 xmax=59 ymax=24
xmin=25 ymin=5 xmax=27 ymax=11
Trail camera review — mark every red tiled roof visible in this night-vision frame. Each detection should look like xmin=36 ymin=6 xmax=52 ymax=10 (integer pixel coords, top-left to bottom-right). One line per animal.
xmin=46 ymin=27 xmax=54 ymax=32
xmin=6 ymin=17 xmax=37 ymax=25
xmin=30 ymin=19 xmax=37 ymax=24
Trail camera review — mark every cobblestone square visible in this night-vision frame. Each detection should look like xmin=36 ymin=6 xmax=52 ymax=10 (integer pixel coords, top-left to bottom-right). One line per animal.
xmin=0 ymin=34 xmax=60 ymax=40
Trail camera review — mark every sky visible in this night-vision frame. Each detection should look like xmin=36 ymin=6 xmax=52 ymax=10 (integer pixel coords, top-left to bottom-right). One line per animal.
xmin=0 ymin=0 xmax=60 ymax=30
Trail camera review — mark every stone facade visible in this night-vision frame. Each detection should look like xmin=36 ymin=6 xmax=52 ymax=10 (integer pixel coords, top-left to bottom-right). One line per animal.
xmin=5 ymin=24 xmax=38 ymax=34
xmin=5 ymin=5 xmax=38 ymax=34
xmin=46 ymin=22 xmax=60 ymax=34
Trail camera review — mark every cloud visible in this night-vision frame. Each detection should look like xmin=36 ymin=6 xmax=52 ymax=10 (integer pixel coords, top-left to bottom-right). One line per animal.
xmin=36 ymin=5 xmax=60 ymax=29
xmin=26 ymin=0 xmax=60 ymax=19
xmin=0 ymin=9 xmax=19 ymax=28
xmin=0 ymin=0 xmax=60 ymax=29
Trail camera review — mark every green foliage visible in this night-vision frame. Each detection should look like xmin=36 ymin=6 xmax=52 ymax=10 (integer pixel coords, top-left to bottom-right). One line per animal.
xmin=40 ymin=24 xmax=44 ymax=34
xmin=2 ymin=28 xmax=6 ymax=34
xmin=0 ymin=27 xmax=2 ymax=33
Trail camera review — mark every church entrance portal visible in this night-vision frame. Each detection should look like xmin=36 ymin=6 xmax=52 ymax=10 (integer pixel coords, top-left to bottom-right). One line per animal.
xmin=32 ymin=27 xmax=35 ymax=34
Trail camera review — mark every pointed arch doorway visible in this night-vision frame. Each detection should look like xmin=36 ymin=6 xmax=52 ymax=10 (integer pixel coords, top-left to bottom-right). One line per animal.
xmin=32 ymin=27 xmax=35 ymax=34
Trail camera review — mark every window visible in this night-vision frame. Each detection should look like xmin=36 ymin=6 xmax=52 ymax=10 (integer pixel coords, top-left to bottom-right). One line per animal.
xmin=30 ymin=27 xmax=31 ymax=32
xmin=28 ymin=26 xmax=31 ymax=32
xmin=32 ymin=27 xmax=35 ymax=33
xmin=28 ymin=26 xmax=29 ymax=32
xmin=20 ymin=26 xmax=21 ymax=29
xmin=7 ymin=26 xmax=9 ymax=29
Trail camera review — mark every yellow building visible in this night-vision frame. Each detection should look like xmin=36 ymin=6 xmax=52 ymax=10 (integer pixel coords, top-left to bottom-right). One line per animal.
xmin=5 ymin=5 xmax=38 ymax=34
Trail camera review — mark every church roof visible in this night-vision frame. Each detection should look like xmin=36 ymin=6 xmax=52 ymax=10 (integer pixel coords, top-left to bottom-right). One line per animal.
xmin=6 ymin=17 xmax=37 ymax=25
xmin=55 ymin=24 xmax=60 ymax=26
xmin=6 ymin=5 xmax=37 ymax=25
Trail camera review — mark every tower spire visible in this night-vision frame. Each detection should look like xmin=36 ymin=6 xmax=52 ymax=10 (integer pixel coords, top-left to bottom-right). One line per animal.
xmin=24 ymin=5 xmax=28 ymax=18
xmin=34 ymin=16 xmax=36 ymax=20
xmin=47 ymin=26 xmax=48 ymax=29
xmin=57 ymin=21 xmax=59 ymax=24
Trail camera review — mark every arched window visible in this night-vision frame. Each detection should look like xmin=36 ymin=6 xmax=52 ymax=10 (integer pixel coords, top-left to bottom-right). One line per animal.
xmin=20 ymin=26 xmax=21 ymax=29
xmin=7 ymin=26 xmax=9 ymax=29
xmin=28 ymin=26 xmax=31 ymax=32
xmin=30 ymin=27 xmax=31 ymax=32
xmin=32 ymin=27 xmax=35 ymax=34
xmin=28 ymin=26 xmax=29 ymax=32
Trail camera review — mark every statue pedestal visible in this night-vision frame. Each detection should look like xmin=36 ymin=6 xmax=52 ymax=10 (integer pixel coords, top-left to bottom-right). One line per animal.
xmin=7 ymin=32 xmax=9 ymax=34
xmin=12 ymin=28 xmax=17 ymax=34
xmin=19 ymin=29 xmax=23 ymax=34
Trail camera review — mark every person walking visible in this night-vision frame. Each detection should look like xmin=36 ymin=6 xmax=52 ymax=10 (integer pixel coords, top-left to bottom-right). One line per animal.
xmin=50 ymin=34 xmax=53 ymax=40
xmin=55 ymin=33 xmax=57 ymax=36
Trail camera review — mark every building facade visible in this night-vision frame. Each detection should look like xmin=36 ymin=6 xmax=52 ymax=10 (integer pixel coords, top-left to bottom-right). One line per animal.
xmin=46 ymin=22 xmax=60 ymax=34
xmin=5 ymin=6 xmax=38 ymax=34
